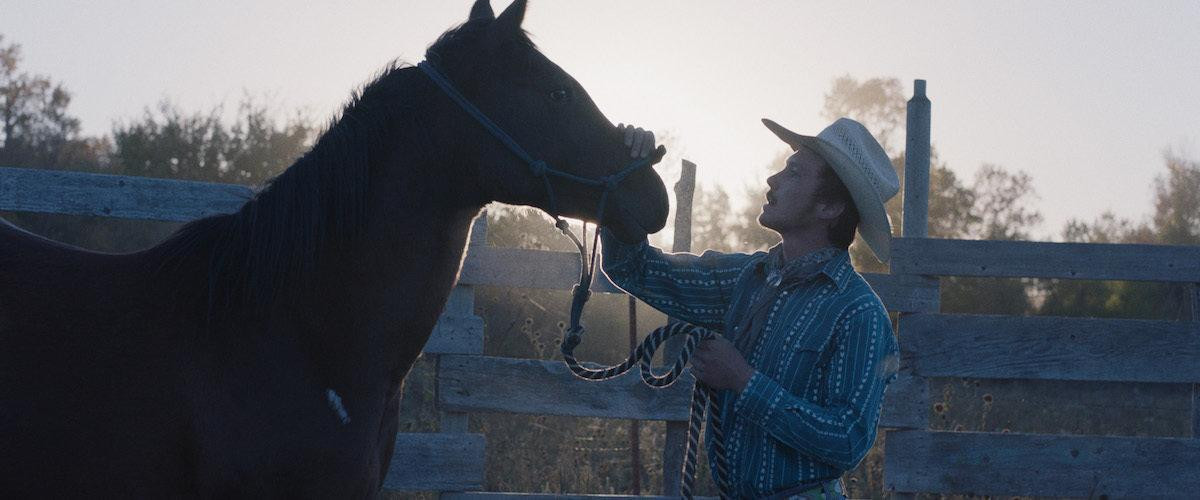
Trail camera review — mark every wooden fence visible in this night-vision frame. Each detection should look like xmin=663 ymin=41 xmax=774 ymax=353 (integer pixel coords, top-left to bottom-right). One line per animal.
xmin=3 ymin=80 xmax=1198 ymax=498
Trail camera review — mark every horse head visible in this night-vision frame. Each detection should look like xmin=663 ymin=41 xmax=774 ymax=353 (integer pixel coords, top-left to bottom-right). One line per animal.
xmin=423 ymin=0 xmax=669 ymax=242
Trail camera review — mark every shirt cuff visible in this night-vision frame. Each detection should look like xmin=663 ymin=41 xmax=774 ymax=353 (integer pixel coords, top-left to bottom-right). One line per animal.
xmin=733 ymin=370 xmax=782 ymax=423
xmin=600 ymin=229 xmax=649 ymax=276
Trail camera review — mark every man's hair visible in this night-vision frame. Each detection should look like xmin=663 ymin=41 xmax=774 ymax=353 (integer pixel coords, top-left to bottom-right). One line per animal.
xmin=813 ymin=162 xmax=860 ymax=249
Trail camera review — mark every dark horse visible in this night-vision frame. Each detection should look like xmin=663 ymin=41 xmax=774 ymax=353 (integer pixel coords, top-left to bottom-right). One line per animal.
xmin=0 ymin=1 xmax=668 ymax=496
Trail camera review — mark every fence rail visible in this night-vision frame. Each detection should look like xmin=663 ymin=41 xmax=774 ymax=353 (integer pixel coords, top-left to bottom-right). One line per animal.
xmin=0 ymin=166 xmax=252 ymax=221
xmin=884 ymin=430 xmax=1200 ymax=497
xmin=383 ymin=433 xmax=486 ymax=491
xmin=901 ymin=313 xmax=1200 ymax=383
xmin=892 ymin=237 xmax=1200 ymax=282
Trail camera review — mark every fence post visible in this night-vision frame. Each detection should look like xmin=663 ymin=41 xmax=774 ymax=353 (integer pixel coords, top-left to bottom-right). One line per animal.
xmin=437 ymin=211 xmax=489 ymax=436
xmin=903 ymin=80 xmax=930 ymax=239
xmin=889 ymin=80 xmax=931 ymax=500
xmin=661 ymin=159 xmax=697 ymax=496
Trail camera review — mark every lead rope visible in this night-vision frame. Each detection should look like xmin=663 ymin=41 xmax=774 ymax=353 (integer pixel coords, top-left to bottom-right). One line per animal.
xmin=556 ymin=222 xmax=732 ymax=499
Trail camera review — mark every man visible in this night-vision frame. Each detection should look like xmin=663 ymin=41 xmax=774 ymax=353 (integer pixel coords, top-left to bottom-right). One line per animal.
xmin=604 ymin=118 xmax=900 ymax=499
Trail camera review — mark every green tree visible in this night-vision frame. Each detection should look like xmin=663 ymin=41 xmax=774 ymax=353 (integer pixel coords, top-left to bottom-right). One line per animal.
xmin=689 ymin=183 xmax=740 ymax=253
xmin=0 ymin=34 xmax=108 ymax=171
xmin=110 ymin=98 xmax=313 ymax=185
xmin=821 ymin=76 xmax=907 ymax=153
xmin=1038 ymin=152 xmax=1200 ymax=320
xmin=938 ymin=165 xmax=1042 ymax=315
xmin=1152 ymin=152 xmax=1200 ymax=246
xmin=970 ymin=164 xmax=1042 ymax=241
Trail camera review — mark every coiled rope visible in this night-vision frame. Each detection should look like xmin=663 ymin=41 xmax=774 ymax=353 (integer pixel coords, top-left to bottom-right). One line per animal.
xmin=555 ymin=222 xmax=732 ymax=500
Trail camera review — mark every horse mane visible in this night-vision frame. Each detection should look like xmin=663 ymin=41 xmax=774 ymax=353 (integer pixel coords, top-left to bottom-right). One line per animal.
xmin=150 ymin=62 xmax=425 ymax=323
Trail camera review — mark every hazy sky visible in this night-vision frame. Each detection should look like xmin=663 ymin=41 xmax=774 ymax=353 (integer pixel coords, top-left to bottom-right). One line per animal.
xmin=3 ymin=0 xmax=1198 ymax=241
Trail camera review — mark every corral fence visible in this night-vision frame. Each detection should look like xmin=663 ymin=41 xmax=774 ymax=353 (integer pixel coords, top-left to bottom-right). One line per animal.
xmin=2 ymin=80 xmax=1198 ymax=498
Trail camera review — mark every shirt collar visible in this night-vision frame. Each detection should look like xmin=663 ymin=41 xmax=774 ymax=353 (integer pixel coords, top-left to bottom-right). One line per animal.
xmin=759 ymin=244 xmax=853 ymax=291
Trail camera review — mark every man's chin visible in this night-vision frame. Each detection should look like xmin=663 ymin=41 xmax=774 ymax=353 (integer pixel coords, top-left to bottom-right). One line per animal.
xmin=757 ymin=211 xmax=775 ymax=232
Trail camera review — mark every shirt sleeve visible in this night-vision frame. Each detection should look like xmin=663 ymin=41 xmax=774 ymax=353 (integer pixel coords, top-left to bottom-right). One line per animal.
xmin=731 ymin=302 xmax=899 ymax=470
xmin=600 ymin=229 xmax=753 ymax=331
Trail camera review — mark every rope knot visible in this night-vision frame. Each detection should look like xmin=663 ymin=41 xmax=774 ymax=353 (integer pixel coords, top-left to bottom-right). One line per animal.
xmin=602 ymin=175 xmax=620 ymax=192
xmin=561 ymin=328 xmax=583 ymax=352
xmin=530 ymin=160 xmax=549 ymax=177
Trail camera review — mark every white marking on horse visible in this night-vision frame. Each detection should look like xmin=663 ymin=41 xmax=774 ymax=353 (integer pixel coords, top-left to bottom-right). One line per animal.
xmin=325 ymin=389 xmax=351 ymax=425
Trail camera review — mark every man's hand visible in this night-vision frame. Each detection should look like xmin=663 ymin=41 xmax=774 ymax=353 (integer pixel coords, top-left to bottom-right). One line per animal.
xmin=618 ymin=123 xmax=656 ymax=159
xmin=690 ymin=336 xmax=755 ymax=392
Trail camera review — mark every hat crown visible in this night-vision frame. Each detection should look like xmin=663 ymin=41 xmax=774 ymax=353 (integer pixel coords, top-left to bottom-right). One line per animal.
xmin=816 ymin=118 xmax=900 ymax=202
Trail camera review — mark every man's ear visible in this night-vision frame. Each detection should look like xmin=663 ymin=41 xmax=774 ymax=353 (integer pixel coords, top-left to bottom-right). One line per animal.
xmin=816 ymin=200 xmax=847 ymax=223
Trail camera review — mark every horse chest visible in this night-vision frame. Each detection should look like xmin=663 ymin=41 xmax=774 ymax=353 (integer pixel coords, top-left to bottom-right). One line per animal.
xmin=188 ymin=334 xmax=393 ymax=495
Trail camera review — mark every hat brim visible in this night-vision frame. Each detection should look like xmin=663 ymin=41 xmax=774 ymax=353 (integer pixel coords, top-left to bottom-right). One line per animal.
xmin=761 ymin=118 xmax=893 ymax=263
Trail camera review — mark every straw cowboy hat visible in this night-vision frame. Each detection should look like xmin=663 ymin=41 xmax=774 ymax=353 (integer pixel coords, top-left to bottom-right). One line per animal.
xmin=761 ymin=117 xmax=900 ymax=262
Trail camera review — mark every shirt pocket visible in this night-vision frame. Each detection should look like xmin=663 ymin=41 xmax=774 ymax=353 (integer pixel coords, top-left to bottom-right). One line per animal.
xmin=774 ymin=322 xmax=837 ymax=397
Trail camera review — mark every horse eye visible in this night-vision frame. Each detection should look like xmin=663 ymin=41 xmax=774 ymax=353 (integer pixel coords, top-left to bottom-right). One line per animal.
xmin=550 ymin=88 xmax=571 ymax=102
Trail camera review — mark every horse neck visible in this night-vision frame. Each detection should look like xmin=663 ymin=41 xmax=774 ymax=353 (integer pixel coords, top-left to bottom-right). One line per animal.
xmin=283 ymin=99 xmax=486 ymax=398
xmin=148 ymin=67 xmax=489 ymax=398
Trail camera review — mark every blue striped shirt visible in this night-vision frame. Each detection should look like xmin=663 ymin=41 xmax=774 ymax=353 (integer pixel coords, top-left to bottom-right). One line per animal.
xmin=600 ymin=234 xmax=899 ymax=498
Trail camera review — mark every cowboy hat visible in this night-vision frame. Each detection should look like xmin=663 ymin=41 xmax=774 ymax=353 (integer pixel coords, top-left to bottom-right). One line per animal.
xmin=761 ymin=117 xmax=899 ymax=262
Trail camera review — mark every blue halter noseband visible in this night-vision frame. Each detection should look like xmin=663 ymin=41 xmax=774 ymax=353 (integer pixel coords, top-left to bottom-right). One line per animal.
xmin=418 ymin=59 xmax=653 ymax=341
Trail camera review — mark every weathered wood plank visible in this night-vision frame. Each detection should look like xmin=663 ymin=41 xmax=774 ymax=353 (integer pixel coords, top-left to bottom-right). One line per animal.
xmin=861 ymin=273 xmax=937 ymax=313
xmin=425 ymin=287 xmax=485 ymax=355
xmin=0 ymin=166 xmax=253 ymax=221
xmin=884 ymin=430 xmax=1200 ymax=497
xmin=459 ymin=247 xmax=936 ymax=312
xmin=438 ymin=355 xmax=694 ymax=421
xmin=382 ymin=433 xmax=485 ymax=492
xmin=881 ymin=373 xmax=927 ymax=430
xmin=892 ymin=237 xmax=1200 ymax=282
xmin=436 ymin=281 xmax=481 ymax=432
xmin=901 ymin=314 xmax=1200 ymax=383
xmin=441 ymin=494 xmax=716 ymax=500
xmin=442 ymin=493 xmax=715 ymax=500
xmin=424 ymin=315 xmax=485 ymax=355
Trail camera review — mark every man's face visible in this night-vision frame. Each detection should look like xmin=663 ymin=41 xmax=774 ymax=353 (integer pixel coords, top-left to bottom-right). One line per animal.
xmin=758 ymin=146 xmax=825 ymax=234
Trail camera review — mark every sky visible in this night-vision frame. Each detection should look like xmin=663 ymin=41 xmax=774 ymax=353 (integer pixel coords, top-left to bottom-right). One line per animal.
xmin=2 ymin=0 xmax=1198 ymax=241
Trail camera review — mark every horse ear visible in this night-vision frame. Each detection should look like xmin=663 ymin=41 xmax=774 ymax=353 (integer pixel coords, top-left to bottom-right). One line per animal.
xmin=494 ymin=0 xmax=527 ymax=33
xmin=469 ymin=0 xmax=494 ymax=21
